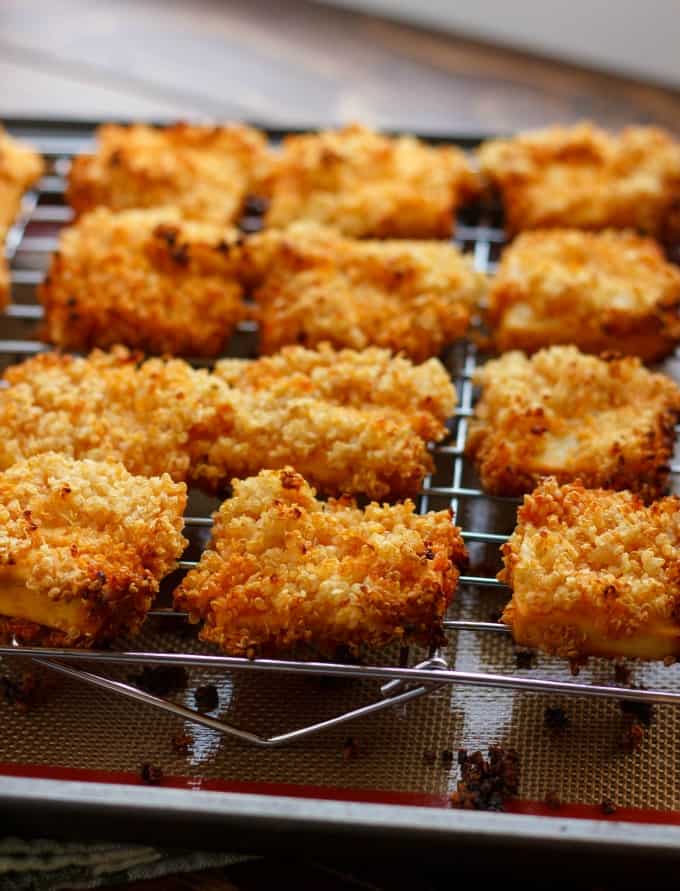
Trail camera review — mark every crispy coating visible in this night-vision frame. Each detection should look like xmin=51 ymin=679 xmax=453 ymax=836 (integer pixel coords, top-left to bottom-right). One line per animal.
xmin=67 ymin=123 xmax=270 ymax=224
xmin=467 ymin=346 xmax=680 ymax=500
xmin=478 ymin=123 xmax=680 ymax=238
xmin=0 ymin=127 xmax=44 ymax=308
xmin=215 ymin=343 xmax=457 ymax=442
xmin=0 ymin=347 xmax=237 ymax=491
xmin=175 ymin=468 xmax=466 ymax=655
xmin=39 ymin=207 xmax=245 ymax=356
xmin=263 ymin=124 xmax=480 ymax=238
xmin=487 ymin=229 xmax=680 ymax=360
xmin=1 ymin=346 xmax=435 ymax=500
xmin=243 ymin=222 xmax=484 ymax=359
xmin=500 ymin=478 xmax=680 ymax=661
xmin=0 ymin=452 xmax=186 ymax=647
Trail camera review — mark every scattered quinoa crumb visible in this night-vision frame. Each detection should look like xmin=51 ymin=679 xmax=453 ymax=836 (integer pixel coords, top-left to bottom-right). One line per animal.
xmin=139 ymin=763 xmax=163 ymax=786
xmin=450 ymin=747 xmax=520 ymax=811
xmin=601 ymin=797 xmax=618 ymax=815
xmin=194 ymin=684 xmax=219 ymax=712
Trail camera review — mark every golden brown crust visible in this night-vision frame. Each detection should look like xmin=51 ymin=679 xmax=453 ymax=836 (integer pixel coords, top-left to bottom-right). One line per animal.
xmin=0 ymin=127 xmax=44 ymax=308
xmin=67 ymin=122 xmax=270 ymax=224
xmin=500 ymin=478 xmax=680 ymax=661
xmin=467 ymin=346 xmax=680 ymax=500
xmin=487 ymin=229 xmax=680 ymax=360
xmin=39 ymin=207 xmax=245 ymax=356
xmin=215 ymin=342 xmax=457 ymax=442
xmin=0 ymin=453 xmax=186 ymax=647
xmin=243 ymin=222 xmax=484 ymax=360
xmin=263 ymin=124 xmax=480 ymax=238
xmin=174 ymin=468 xmax=467 ymax=656
xmin=1 ymin=346 xmax=435 ymax=500
xmin=478 ymin=123 xmax=680 ymax=238
xmin=0 ymin=346 xmax=238 ymax=492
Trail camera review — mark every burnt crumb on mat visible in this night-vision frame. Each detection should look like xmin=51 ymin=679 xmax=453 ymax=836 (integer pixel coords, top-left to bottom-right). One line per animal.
xmin=619 ymin=720 xmax=645 ymax=752
xmin=619 ymin=698 xmax=654 ymax=727
xmin=1 ymin=670 xmax=50 ymax=712
xmin=171 ymin=732 xmax=192 ymax=754
xmin=440 ymin=749 xmax=454 ymax=766
xmin=601 ymin=796 xmax=617 ymax=815
xmin=342 ymin=736 xmax=360 ymax=761
xmin=130 ymin=665 xmax=188 ymax=696
xmin=450 ymin=746 xmax=520 ymax=811
xmin=194 ymin=684 xmax=219 ymax=712
xmin=614 ymin=662 xmax=632 ymax=685
xmin=514 ymin=646 xmax=535 ymax=669
xmin=618 ymin=698 xmax=654 ymax=752
xmin=544 ymin=790 xmax=562 ymax=810
xmin=139 ymin=763 xmax=163 ymax=786
xmin=422 ymin=749 xmax=437 ymax=765
xmin=544 ymin=705 xmax=570 ymax=734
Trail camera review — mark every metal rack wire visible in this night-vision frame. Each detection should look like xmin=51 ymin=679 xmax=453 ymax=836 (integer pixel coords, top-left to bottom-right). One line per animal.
xmin=3 ymin=123 xmax=680 ymax=748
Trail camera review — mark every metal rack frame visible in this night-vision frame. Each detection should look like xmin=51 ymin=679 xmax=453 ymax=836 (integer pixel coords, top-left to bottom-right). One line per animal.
xmin=3 ymin=120 xmax=680 ymax=751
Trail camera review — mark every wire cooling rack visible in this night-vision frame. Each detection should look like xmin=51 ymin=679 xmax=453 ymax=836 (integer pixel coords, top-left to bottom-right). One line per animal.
xmin=3 ymin=121 xmax=680 ymax=748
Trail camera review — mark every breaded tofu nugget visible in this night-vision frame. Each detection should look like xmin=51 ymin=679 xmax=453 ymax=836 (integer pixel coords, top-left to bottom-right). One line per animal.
xmin=488 ymin=229 xmax=680 ymax=360
xmin=1 ymin=347 xmax=434 ymax=500
xmin=0 ymin=452 xmax=186 ymax=647
xmin=263 ymin=124 xmax=479 ymax=238
xmin=67 ymin=122 xmax=270 ymax=224
xmin=175 ymin=468 xmax=466 ymax=656
xmin=500 ymin=478 xmax=680 ymax=662
xmin=0 ymin=347 xmax=237 ymax=492
xmin=467 ymin=347 xmax=680 ymax=501
xmin=215 ymin=343 xmax=457 ymax=442
xmin=243 ymin=222 xmax=484 ymax=359
xmin=478 ymin=123 xmax=680 ymax=237
xmin=0 ymin=127 xmax=44 ymax=307
xmin=39 ymin=207 xmax=244 ymax=356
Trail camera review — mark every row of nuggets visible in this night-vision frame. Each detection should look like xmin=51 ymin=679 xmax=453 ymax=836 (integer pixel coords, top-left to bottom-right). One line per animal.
xmin=3 ymin=121 xmax=680 ymax=667
xmin=5 ymin=122 xmax=680 ymax=362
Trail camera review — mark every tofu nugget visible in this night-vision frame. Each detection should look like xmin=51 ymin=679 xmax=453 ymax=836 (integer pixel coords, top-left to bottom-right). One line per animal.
xmin=39 ymin=207 xmax=244 ymax=356
xmin=0 ymin=127 xmax=44 ymax=307
xmin=263 ymin=124 xmax=479 ymax=238
xmin=478 ymin=123 xmax=680 ymax=238
xmin=67 ymin=122 xmax=270 ymax=224
xmin=215 ymin=343 xmax=457 ymax=442
xmin=488 ymin=229 xmax=680 ymax=360
xmin=243 ymin=222 xmax=484 ymax=360
xmin=175 ymin=468 xmax=466 ymax=656
xmin=0 ymin=347 xmax=237 ymax=492
xmin=467 ymin=347 xmax=680 ymax=500
xmin=0 ymin=453 xmax=186 ymax=647
xmin=1 ymin=346 xmax=434 ymax=500
xmin=500 ymin=478 xmax=680 ymax=662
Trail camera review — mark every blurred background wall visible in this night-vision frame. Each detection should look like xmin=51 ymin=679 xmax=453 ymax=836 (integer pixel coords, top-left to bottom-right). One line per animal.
xmin=320 ymin=0 xmax=680 ymax=87
xmin=1 ymin=0 xmax=680 ymax=133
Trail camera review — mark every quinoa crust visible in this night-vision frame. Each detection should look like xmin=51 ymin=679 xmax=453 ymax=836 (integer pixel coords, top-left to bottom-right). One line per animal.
xmin=478 ymin=122 xmax=680 ymax=238
xmin=0 ymin=453 xmax=186 ymax=647
xmin=467 ymin=346 xmax=680 ymax=500
xmin=175 ymin=468 xmax=467 ymax=656
xmin=501 ymin=478 xmax=680 ymax=661
xmin=263 ymin=124 xmax=480 ymax=238
xmin=242 ymin=222 xmax=484 ymax=360
xmin=39 ymin=207 xmax=245 ymax=356
xmin=67 ymin=122 xmax=270 ymax=224
xmin=487 ymin=229 xmax=680 ymax=360
xmin=215 ymin=342 xmax=457 ymax=442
